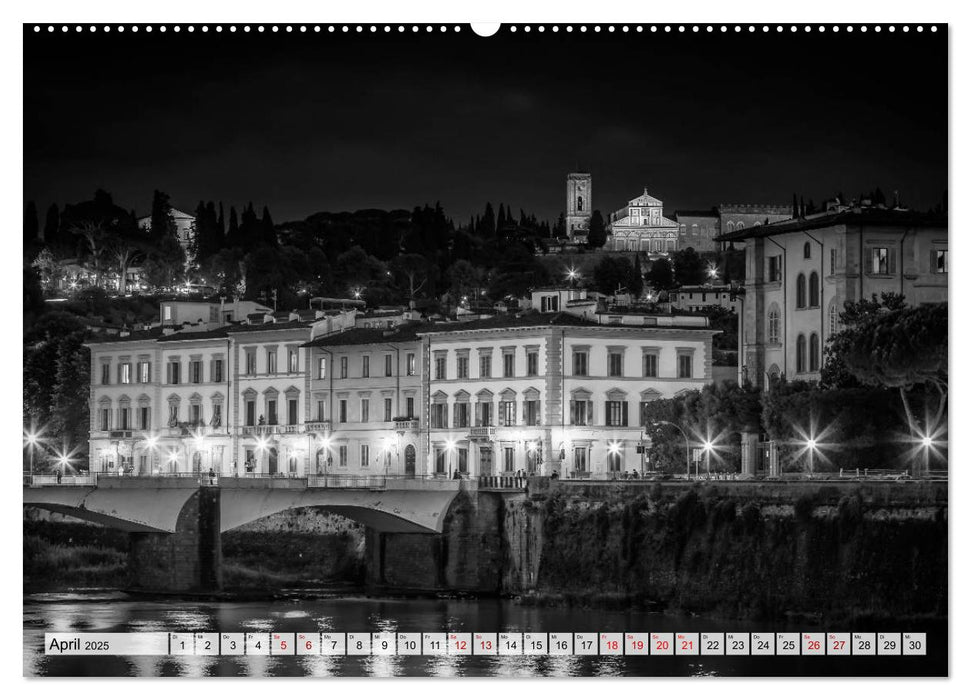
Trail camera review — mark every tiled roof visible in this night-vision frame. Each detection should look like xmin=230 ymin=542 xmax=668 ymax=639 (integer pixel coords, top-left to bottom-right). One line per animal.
xmin=157 ymin=326 xmax=232 ymax=342
xmin=303 ymin=322 xmax=427 ymax=348
xmin=226 ymin=320 xmax=314 ymax=334
xmin=716 ymin=209 xmax=947 ymax=243
xmin=85 ymin=328 xmax=165 ymax=345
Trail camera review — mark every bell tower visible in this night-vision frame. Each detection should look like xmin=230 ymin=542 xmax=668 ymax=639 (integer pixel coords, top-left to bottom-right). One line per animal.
xmin=565 ymin=172 xmax=592 ymax=241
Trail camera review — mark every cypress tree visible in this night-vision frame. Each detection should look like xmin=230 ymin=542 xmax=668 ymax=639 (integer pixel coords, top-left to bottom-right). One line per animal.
xmin=631 ymin=251 xmax=645 ymax=298
xmin=792 ymin=192 xmax=799 ymax=219
xmin=227 ymin=206 xmax=239 ymax=241
xmin=261 ymin=205 xmax=276 ymax=246
xmin=480 ymin=203 xmax=496 ymax=240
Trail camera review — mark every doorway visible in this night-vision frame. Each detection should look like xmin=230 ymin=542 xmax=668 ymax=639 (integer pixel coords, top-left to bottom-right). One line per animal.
xmin=404 ymin=444 xmax=416 ymax=477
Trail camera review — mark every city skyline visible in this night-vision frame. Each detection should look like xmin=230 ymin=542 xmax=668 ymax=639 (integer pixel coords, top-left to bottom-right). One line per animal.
xmin=24 ymin=25 xmax=947 ymax=225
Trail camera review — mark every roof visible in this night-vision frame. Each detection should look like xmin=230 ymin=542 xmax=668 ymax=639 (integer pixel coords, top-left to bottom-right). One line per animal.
xmin=85 ymin=328 xmax=165 ymax=345
xmin=715 ymin=209 xmax=947 ymax=243
xmin=303 ymin=322 xmax=427 ymax=348
xmin=157 ymin=326 xmax=231 ymax=342
xmin=227 ymin=320 xmax=314 ymax=334
xmin=673 ymin=208 xmax=719 ymax=219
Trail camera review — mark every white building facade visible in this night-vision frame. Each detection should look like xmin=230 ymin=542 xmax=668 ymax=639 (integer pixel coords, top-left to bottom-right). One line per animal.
xmin=607 ymin=189 xmax=680 ymax=254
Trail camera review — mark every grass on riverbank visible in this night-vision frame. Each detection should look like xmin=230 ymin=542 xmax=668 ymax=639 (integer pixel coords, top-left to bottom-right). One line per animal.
xmin=24 ymin=535 xmax=127 ymax=587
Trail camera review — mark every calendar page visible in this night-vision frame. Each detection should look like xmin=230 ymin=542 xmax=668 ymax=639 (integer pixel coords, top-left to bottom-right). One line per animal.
xmin=20 ymin=5 xmax=949 ymax=683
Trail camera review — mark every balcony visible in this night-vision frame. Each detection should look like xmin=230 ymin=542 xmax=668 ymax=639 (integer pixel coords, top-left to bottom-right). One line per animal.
xmin=469 ymin=426 xmax=496 ymax=440
xmin=393 ymin=418 xmax=420 ymax=432
xmin=306 ymin=420 xmax=331 ymax=434
xmin=108 ymin=430 xmax=133 ymax=439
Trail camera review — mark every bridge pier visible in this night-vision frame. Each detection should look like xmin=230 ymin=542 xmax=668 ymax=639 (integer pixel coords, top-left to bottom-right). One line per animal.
xmin=364 ymin=491 xmax=504 ymax=593
xmin=128 ymin=487 xmax=223 ymax=593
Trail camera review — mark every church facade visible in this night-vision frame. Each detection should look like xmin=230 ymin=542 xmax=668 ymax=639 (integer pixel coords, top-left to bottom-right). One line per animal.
xmin=606 ymin=188 xmax=680 ymax=254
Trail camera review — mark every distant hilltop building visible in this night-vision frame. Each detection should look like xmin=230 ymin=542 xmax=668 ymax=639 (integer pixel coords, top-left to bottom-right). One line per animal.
xmin=565 ymin=172 xmax=592 ymax=242
xmin=137 ymin=208 xmax=196 ymax=254
xmin=607 ymin=188 xmax=680 ymax=254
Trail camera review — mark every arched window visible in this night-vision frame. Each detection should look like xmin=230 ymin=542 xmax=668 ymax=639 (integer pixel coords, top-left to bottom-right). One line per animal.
xmin=809 ymin=333 xmax=820 ymax=372
xmin=808 ymin=271 xmax=820 ymax=307
xmin=803 ymin=242 xmax=812 ymax=259
xmin=767 ymin=305 xmax=781 ymax=344
xmin=795 ymin=273 xmax=807 ymax=308
xmin=796 ymin=334 xmax=807 ymax=373
xmin=828 ymin=299 xmax=840 ymax=337
xmin=577 ymin=196 xmax=583 ymax=212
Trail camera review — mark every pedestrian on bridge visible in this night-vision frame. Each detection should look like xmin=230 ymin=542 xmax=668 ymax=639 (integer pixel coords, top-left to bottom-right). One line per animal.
xmin=208 ymin=468 xmax=216 ymax=486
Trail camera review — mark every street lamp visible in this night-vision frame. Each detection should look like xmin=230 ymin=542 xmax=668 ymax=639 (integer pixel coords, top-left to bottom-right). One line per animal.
xmin=24 ymin=429 xmax=43 ymax=480
xmin=651 ymin=420 xmax=691 ymax=479
xmin=445 ymin=438 xmax=456 ymax=478
xmin=702 ymin=439 xmax=714 ymax=477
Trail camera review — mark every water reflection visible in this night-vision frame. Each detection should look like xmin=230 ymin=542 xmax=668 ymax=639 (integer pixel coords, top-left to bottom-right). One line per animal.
xmin=23 ymin=591 xmax=946 ymax=677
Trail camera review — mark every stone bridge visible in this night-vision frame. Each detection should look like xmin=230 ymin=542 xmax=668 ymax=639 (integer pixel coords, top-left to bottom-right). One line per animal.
xmin=23 ymin=475 xmax=500 ymax=593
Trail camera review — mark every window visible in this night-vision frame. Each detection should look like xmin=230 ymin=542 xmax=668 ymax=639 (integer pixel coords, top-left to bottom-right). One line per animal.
xmin=868 ymin=247 xmax=895 ymax=274
xmin=168 ymin=403 xmax=179 ymax=425
xmin=431 ymin=402 xmax=447 ymax=428
xmin=479 ymin=354 xmax=492 ymax=378
xmin=829 ymin=301 xmax=840 ymax=337
xmin=570 ymin=399 xmax=592 ymax=426
xmin=99 ymin=407 xmax=111 ymax=431
xmin=606 ymin=400 xmax=628 ymax=427
xmin=503 ymin=353 xmax=515 ymax=378
xmin=607 ymin=450 xmax=623 ymax=473
xmin=803 ymin=241 xmax=812 ymax=259
xmin=288 ymin=350 xmax=299 ymax=373
xmin=457 ymin=355 xmax=469 ymax=379
xmin=317 ymin=357 xmax=327 ymax=379
xmin=830 ymin=248 xmax=837 ymax=275
xmin=189 ymin=403 xmax=201 ymax=426
xmin=933 ymin=249 xmax=948 ymax=274
xmin=796 ymin=334 xmax=807 ymax=373
xmin=213 ymin=359 xmax=223 ymax=383
xmin=119 ymin=406 xmax=131 ymax=430
xmin=267 ymin=350 xmax=277 ymax=374
xmin=167 ymin=361 xmax=181 ymax=385
xmin=138 ymin=406 xmax=150 ymax=430
xmin=435 ymin=448 xmax=447 ymax=475
xmin=316 ymin=400 xmax=326 ymax=422
xmin=288 ymin=398 xmax=298 ymax=426
xmin=339 ymin=445 xmax=347 ymax=467
xmin=678 ymin=354 xmax=693 ymax=379
xmin=499 ymin=401 xmax=516 ymax=426
xmin=808 ymin=272 xmax=820 ymax=307
xmin=406 ymin=397 xmax=415 ymax=418
xmin=119 ymin=363 xmax=132 ymax=384
xmin=245 ymin=351 xmax=256 ymax=375
xmin=384 ymin=398 xmax=393 ymax=422
xmin=435 ymin=355 xmax=446 ymax=380
xmin=340 ymin=357 xmax=348 ymax=379
xmin=526 ymin=351 xmax=538 ymax=376
xmin=361 ymin=445 xmax=370 ymax=467
xmin=457 ymin=448 xmax=468 ymax=474
xmin=212 ymin=404 xmax=222 ymax=428
xmin=574 ymin=446 xmax=588 ymax=473
xmin=454 ymin=402 xmax=470 ymax=428
xmin=608 ymin=351 xmax=623 ymax=377
xmin=767 ymin=255 xmax=782 ymax=282
xmin=572 ymin=350 xmax=588 ymax=376
xmin=362 ymin=356 xmax=370 ymax=378
xmin=190 ymin=360 xmax=202 ymax=384
xmin=339 ymin=399 xmax=347 ymax=423
xmin=245 ymin=400 xmax=255 ymax=426
xmin=385 ymin=354 xmax=393 ymax=376
xmin=643 ymin=353 xmax=658 ymax=377
xmin=101 ymin=363 xmax=111 ymax=385
xmin=768 ymin=307 xmax=781 ymax=344
xmin=477 ymin=401 xmax=493 ymax=426
xmin=795 ymin=273 xmax=807 ymax=308
xmin=267 ymin=399 xmax=277 ymax=425
xmin=137 ymin=361 xmax=151 ymax=383
xmin=809 ymin=333 xmax=820 ymax=372
xmin=524 ymin=400 xmax=540 ymax=426
xmin=406 ymin=353 xmax=416 ymax=376
xmin=503 ymin=447 xmax=515 ymax=472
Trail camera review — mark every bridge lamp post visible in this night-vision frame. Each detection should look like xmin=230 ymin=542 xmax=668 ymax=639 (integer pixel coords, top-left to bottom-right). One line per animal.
xmin=702 ymin=440 xmax=715 ymax=478
xmin=445 ymin=438 xmax=456 ymax=478
xmin=255 ymin=436 xmax=270 ymax=475
xmin=145 ymin=435 xmax=159 ymax=475
xmin=24 ymin=431 xmax=41 ymax=480
xmin=607 ymin=440 xmax=622 ymax=477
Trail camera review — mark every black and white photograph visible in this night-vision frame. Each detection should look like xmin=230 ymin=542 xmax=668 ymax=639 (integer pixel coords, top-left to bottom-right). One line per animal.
xmin=19 ymin=11 xmax=952 ymax=681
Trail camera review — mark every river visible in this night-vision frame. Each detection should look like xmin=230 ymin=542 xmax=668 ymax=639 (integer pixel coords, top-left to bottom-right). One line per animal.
xmin=24 ymin=590 xmax=946 ymax=677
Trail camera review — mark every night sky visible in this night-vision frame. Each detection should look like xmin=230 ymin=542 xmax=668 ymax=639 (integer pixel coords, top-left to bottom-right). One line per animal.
xmin=23 ymin=25 xmax=948 ymax=225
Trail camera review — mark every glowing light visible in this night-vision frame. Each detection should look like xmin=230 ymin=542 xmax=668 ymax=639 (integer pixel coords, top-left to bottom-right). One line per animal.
xmin=444 ymin=439 xmax=457 ymax=451
xmin=25 ymin=432 xmax=39 ymax=447
xmin=566 ymin=267 xmax=579 ymax=281
xmin=256 ymin=436 xmax=270 ymax=452
xmin=707 ymin=264 xmax=719 ymax=279
xmin=145 ymin=435 xmax=158 ymax=449
xmin=921 ymin=435 xmax=933 ymax=448
xmin=167 ymin=450 xmax=179 ymax=463
xmin=806 ymin=438 xmax=817 ymax=450
xmin=607 ymin=441 xmax=622 ymax=455
xmin=193 ymin=430 xmax=206 ymax=447
xmin=702 ymin=440 xmax=714 ymax=452
xmin=55 ymin=453 xmax=72 ymax=469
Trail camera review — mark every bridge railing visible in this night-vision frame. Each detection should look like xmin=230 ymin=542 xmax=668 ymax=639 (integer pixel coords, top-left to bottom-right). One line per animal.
xmin=478 ymin=475 xmax=528 ymax=490
xmin=307 ymin=475 xmax=387 ymax=490
xmin=25 ymin=474 xmax=99 ymax=487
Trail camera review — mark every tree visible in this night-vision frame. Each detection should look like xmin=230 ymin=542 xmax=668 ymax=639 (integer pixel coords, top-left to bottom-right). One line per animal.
xmin=592 ymin=256 xmax=633 ymax=295
xmin=832 ymin=300 xmax=947 ymax=436
xmin=24 ymin=201 xmax=39 ymax=255
xmin=391 ymin=253 xmax=431 ymax=301
xmin=47 ymin=333 xmax=90 ymax=459
xmin=479 ymin=203 xmax=496 ymax=241
xmin=645 ymin=257 xmax=675 ymax=290
xmin=629 ymin=252 xmax=645 ymax=298
xmin=671 ymin=247 xmax=707 ymax=286
xmin=70 ymin=220 xmax=110 ymax=288
xmin=721 ymin=245 xmax=745 ymax=284
xmin=587 ymin=210 xmax=607 ymax=248
xmin=106 ymin=223 xmax=149 ymax=295
xmin=149 ymin=190 xmax=177 ymax=241
xmin=261 ymin=206 xmax=276 ymax=246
